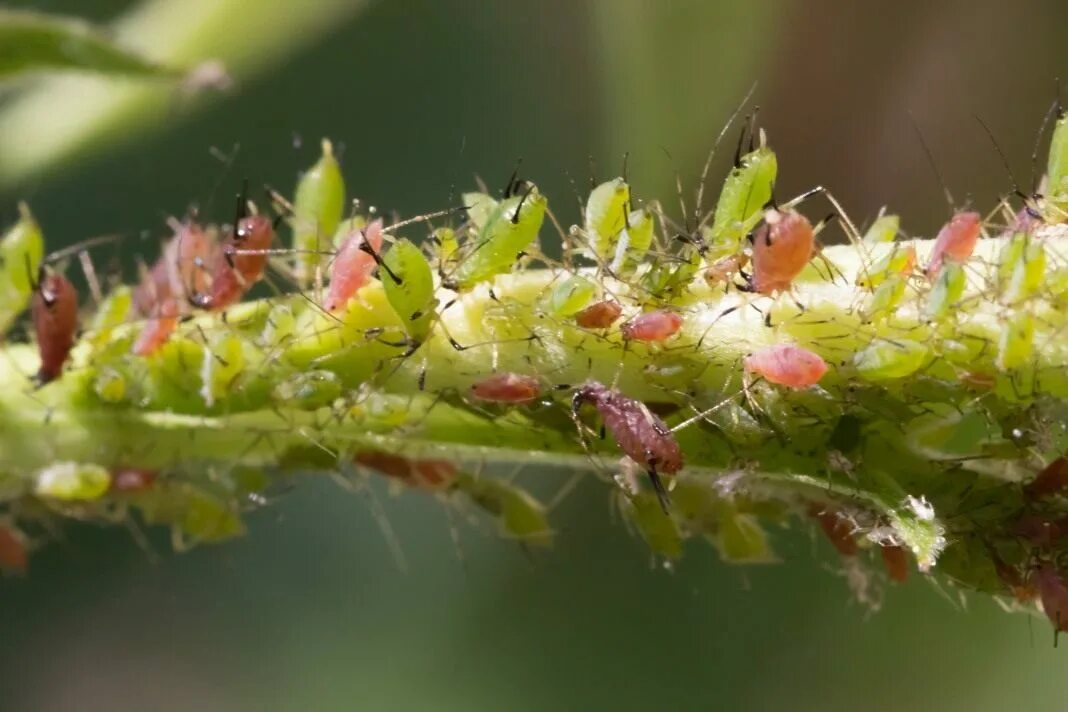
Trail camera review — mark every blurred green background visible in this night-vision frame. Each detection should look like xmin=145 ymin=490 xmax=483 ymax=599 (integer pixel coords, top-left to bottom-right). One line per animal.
xmin=2 ymin=1 xmax=1068 ymax=710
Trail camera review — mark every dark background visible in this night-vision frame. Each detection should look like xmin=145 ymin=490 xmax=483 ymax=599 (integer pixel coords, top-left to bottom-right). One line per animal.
xmin=1 ymin=1 xmax=1066 ymax=709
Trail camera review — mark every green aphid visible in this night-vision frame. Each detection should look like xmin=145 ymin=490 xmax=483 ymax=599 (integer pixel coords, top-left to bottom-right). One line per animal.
xmin=619 ymin=490 xmax=683 ymax=560
xmin=1047 ymin=110 xmax=1068 ymax=201
xmin=862 ymin=212 xmax=900 ymax=245
xmin=856 ymin=243 xmax=914 ymax=289
xmin=87 ymin=286 xmax=132 ymax=346
xmin=292 ymin=139 xmax=345 ymax=285
xmin=996 ymin=312 xmax=1034 ymax=371
xmin=708 ymin=135 xmax=777 ymax=257
xmin=93 ymin=368 xmax=127 ymax=403
xmin=177 ymin=488 xmax=246 ymax=545
xmin=0 ymin=203 xmax=43 ymax=335
xmin=462 ymin=192 xmax=499 ymax=233
xmin=714 ymin=504 xmax=776 ymax=564
xmin=609 ymin=205 xmax=656 ymax=273
xmin=545 ymin=275 xmax=595 ymax=317
xmin=862 ymin=274 xmax=907 ymax=321
xmin=854 ymin=338 xmax=929 ymax=381
xmin=261 ymin=303 xmax=296 ymax=348
xmin=457 ymin=474 xmax=553 ymax=546
xmin=451 ymin=186 xmax=547 ymax=289
xmin=200 ymin=333 xmax=245 ymax=408
xmin=924 ymin=258 xmax=966 ymax=321
xmin=381 ymin=239 xmax=435 ymax=342
xmin=1000 ymin=235 xmax=1046 ymax=304
xmin=34 ymin=461 xmax=110 ymax=501
xmin=585 ymin=177 xmax=631 ymax=260
xmin=640 ymin=246 xmax=702 ymax=301
xmin=272 ymin=369 xmax=341 ymax=409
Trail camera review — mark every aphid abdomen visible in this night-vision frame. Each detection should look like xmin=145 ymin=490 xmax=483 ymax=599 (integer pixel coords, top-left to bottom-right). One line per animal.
xmin=470 ymin=372 xmax=541 ymax=403
xmin=574 ymin=299 xmax=622 ymax=329
xmin=925 ymin=211 xmax=981 ymax=278
xmin=749 ymin=209 xmax=815 ymax=294
xmin=575 ymin=382 xmax=683 ymax=474
xmin=31 ymin=272 xmax=78 ymax=384
xmin=325 ymin=219 xmax=384 ymax=312
xmin=620 ymin=309 xmax=683 ymax=342
xmin=744 ymin=344 xmax=828 ymax=388
xmin=199 ymin=215 xmax=273 ymax=311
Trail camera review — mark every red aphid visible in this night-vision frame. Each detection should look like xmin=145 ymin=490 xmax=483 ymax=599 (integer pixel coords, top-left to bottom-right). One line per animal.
xmin=109 ymin=467 xmax=158 ymax=493
xmin=193 ymin=214 xmax=274 ymax=311
xmin=925 ymin=211 xmax=981 ymax=278
xmin=1024 ymin=455 xmax=1068 ymax=500
xmin=134 ymin=221 xmax=216 ymax=316
xmin=574 ymin=299 xmax=622 ymax=329
xmin=748 ymin=208 xmax=815 ymax=294
xmin=572 ymin=381 xmax=683 ymax=509
xmin=744 ymin=344 xmax=828 ymax=389
xmin=470 ymin=372 xmax=542 ymax=403
xmin=324 ymin=219 xmax=384 ymax=312
xmin=705 ymin=253 xmax=749 ymax=286
xmin=0 ymin=525 xmax=27 ymax=574
xmin=808 ymin=504 xmax=858 ymax=556
xmin=880 ymin=544 xmax=910 ymax=583
xmin=354 ymin=451 xmax=458 ymax=491
xmin=131 ymin=297 xmax=180 ymax=356
xmin=1034 ymin=564 xmax=1068 ymax=633
xmin=31 ymin=271 xmax=78 ymax=385
xmin=621 ymin=309 xmax=683 ymax=342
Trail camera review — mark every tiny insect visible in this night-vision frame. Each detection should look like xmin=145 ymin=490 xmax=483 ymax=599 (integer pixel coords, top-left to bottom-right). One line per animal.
xmin=132 ymin=298 xmax=181 ymax=356
xmin=1034 ymin=563 xmax=1068 ymax=634
xmin=109 ymin=467 xmax=158 ymax=493
xmin=704 ymin=253 xmax=749 ymax=285
xmin=572 ymin=381 xmax=683 ymax=511
xmin=745 ymin=208 xmax=815 ymax=295
xmin=743 ymin=344 xmax=828 ymax=389
xmin=1024 ymin=455 xmax=1068 ymax=500
xmin=925 ymin=211 xmax=981 ymax=278
xmin=880 ymin=544 xmax=909 ymax=583
xmin=134 ymin=220 xmax=216 ymax=316
xmin=0 ymin=524 xmax=28 ymax=574
xmin=324 ymin=218 xmax=384 ymax=312
xmin=31 ymin=269 xmax=78 ymax=385
xmin=621 ymin=309 xmax=683 ymax=342
xmin=354 ymin=450 xmax=457 ymax=491
xmin=574 ymin=299 xmax=622 ymax=329
xmin=192 ymin=214 xmax=274 ymax=311
xmin=470 ymin=372 xmax=541 ymax=403
xmin=808 ymin=504 xmax=857 ymax=556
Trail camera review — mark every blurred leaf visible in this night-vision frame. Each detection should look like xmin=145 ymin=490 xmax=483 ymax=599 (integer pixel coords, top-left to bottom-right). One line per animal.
xmin=0 ymin=9 xmax=182 ymax=81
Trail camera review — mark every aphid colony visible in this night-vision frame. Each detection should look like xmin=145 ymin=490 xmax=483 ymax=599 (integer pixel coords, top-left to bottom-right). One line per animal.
xmin=2 ymin=112 xmax=1068 ymax=634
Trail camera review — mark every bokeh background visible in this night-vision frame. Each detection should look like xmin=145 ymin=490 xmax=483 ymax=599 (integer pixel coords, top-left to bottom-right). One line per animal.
xmin=2 ymin=1 xmax=1068 ymax=709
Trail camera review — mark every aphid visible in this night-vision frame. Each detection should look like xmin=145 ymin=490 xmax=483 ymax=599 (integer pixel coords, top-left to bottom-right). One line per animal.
xmin=1034 ymin=563 xmax=1068 ymax=634
xmin=271 ymin=370 xmax=342 ymax=409
xmin=462 ymin=192 xmax=499 ymax=232
xmin=292 ymin=138 xmax=345 ymax=285
xmin=134 ymin=220 xmax=216 ymax=316
xmin=923 ymin=257 xmax=966 ymax=321
xmin=708 ymin=124 xmax=777 ymax=256
xmin=93 ymin=367 xmax=127 ymax=403
xmin=585 ymin=177 xmax=631 ymax=260
xmin=324 ymin=219 xmax=384 ymax=312
xmin=546 ymin=275 xmax=595 ymax=317
xmin=574 ymin=299 xmax=622 ymax=329
xmin=1024 ymin=455 xmax=1068 ymax=500
xmin=132 ymin=297 xmax=180 ymax=357
xmin=853 ymin=338 xmax=929 ymax=381
xmin=618 ymin=490 xmax=683 ymax=560
xmin=470 ymin=372 xmax=541 ymax=403
xmin=743 ymin=344 xmax=828 ymax=389
xmin=1046 ymin=106 xmax=1068 ymax=201
xmin=880 ymin=544 xmax=910 ymax=583
xmin=861 ymin=212 xmax=900 ymax=245
xmin=455 ymin=473 xmax=553 ymax=546
xmin=354 ymin=450 xmax=458 ymax=491
xmin=109 ymin=467 xmax=158 ymax=493
xmin=0 ymin=203 xmax=44 ymax=336
xmin=609 ymin=205 xmax=656 ymax=274
xmin=192 ymin=214 xmax=274 ymax=311
xmin=200 ymin=332 xmax=245 ymax=408
xmin=746 ymin=208 xmax=815 ymax=295
xmin=1000 ymin=234 xmax=1047 ymax=304
xmin=35 ymin=461 xmax=110 ymax=501
xmin=572 ymin=381 xmax=683 ymax=511
xmin=995 ymin=311 xmax=1034 ymax=371
xmin=450 ymin=184 xmax=547 ymax=289
xmin=381 ymin=238 xmax=435 ymax=342
xmin=0 ymin=525 xmax=28 ymax=574
xmin=704 ymin=253 xmax=749 ymax=286
xmin=990 ymin=549 xmax=1034 ymax=602
xmin=924 ymin=211 xmax=981 ymax=278
xmin=620 ymin=309 xmax=683 ymax=342
xmin=808 ymin=504 xmax=858 ymax=556
xmin=856 ymin=243 xmax=915 ymax=289
xmin=31 ymin=269 xmax=78 ymax=385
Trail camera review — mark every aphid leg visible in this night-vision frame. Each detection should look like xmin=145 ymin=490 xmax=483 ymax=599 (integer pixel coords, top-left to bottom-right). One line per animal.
xmin=646 ymin=464 xmax=671 ymax=514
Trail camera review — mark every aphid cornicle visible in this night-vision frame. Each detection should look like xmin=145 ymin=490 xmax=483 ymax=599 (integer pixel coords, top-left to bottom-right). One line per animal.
xmin=31 ymin=269 xmax=78 ymax=385
xmin=743 ymin=344 xmax=828 ymax=389
xmin=325 ymin=218 xmax=384 ymax=312
xmin=620 ymin=309 xmax=683 ymax=342
xmin=193 ymin=214 xmax=274 ymax=311
xmin=925 ymin=211 xmax=981 ymax=278
xmin=746 ymin=208 xmax=815 ymax=295
xmin=572 ymin=381 xmax=683 ymax=511
xmin=574 ymin=299 xmax=622 ymax=329
xmin=470 ymin=372 xmax=541 ymax=403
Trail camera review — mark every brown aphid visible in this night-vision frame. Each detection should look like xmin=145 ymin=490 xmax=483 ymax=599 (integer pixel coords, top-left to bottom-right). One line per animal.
xmin=0 ymin=525 xmax=28 ymax=574
xmin=192 ymin=214 xmax=273 ymax=311
xmin=880 ymin=544 xmax=910 ymax=583
xmin=1034 ymin=564 xmax=1068 ymax=634
xmin=747 ymin=208 xmax=815 ymax=295
xmin=354 ymin=450 xmax=458 ymax=491
xmin=1024 ymin=455 xmax=1068 ymax=500
xmin=572 ymin=381 xmax=682 ymax=511
xmin=808 ymin=504 xmax=858 ymax=556
xmin=109 ymin=467 xmax=158 ymax=493
xmin=31 ymin=270 xmax=78 ymax=385
xmin=574 ymin=299 xmax=622 ymax=329
xmin=470 ymin=372 xmax=541 ymax=403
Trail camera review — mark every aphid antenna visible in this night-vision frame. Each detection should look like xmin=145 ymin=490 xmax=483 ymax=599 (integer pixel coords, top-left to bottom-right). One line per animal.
xmin=381 ymin=206 xmax=466 ymax=235
xmin=908 ymin=114 xmax=957 ymax=214
xmin=695 ymin=82 xmax=759 ymax=222
xmin=43 ymin=233 xmax=124 ymax=264
xmin=202 ymin=142 xmax=241 ymax=216
xmin=1029 ymin=96 xmax=1062 ymax=197
xmin=502 ymin=158 xmax=524 ymax=199
xmin=973 ymin=115 xmax=1041 ymax=216
xmin=669 ymin=389 xmax=743 ymax=432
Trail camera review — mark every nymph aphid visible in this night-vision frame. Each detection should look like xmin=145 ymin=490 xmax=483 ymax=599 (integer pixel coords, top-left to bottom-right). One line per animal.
xmin=324 ymin=218 xmax=384 ymax=312
xmin=743 ymin=344 xmax=828 ymax=389
xmin=574 ymin=299 xmax=622 ymax=329
xmin=191 ymin=211 xmax=274 ymax=310
xmin=470 ymin=372 xmax=541 ymax=403
xmin=31 ymin=268 xmax=77 ymax=385
xmin=620 ymin=309 xmax=683 ymax=342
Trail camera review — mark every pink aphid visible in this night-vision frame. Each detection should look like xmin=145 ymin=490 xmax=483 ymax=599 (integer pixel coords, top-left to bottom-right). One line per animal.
xmin=192 ymin=214 xmax=274 ymax=311
xmin=134 ymin=221 xmax=216 ymax=316
xmin=324 ymin=219 xmax=384 ymax=312
xmin=748 ymin=208 xmax=815 ymax=294
xmin=574 ymin=299 xmax=622 ymax=329
xmin=744 ymin=344 xmax=828 ymax=389
xmin=31 ymin=271 xmax=78 ymax=385
xmin=1034 ymin=564 xmax=1068 ymax=634
xmin=132 ymin=298 xmax=180 ymax=357
xmin=470 ymin=372 xmax=542 ymax=403
xmin=621 ymin=309 xmax=683 ymax=342
xmin=572 ymin=381 xmax=682 ymax=509
xmin=925 ymin=211 xmax=981 ymax=278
